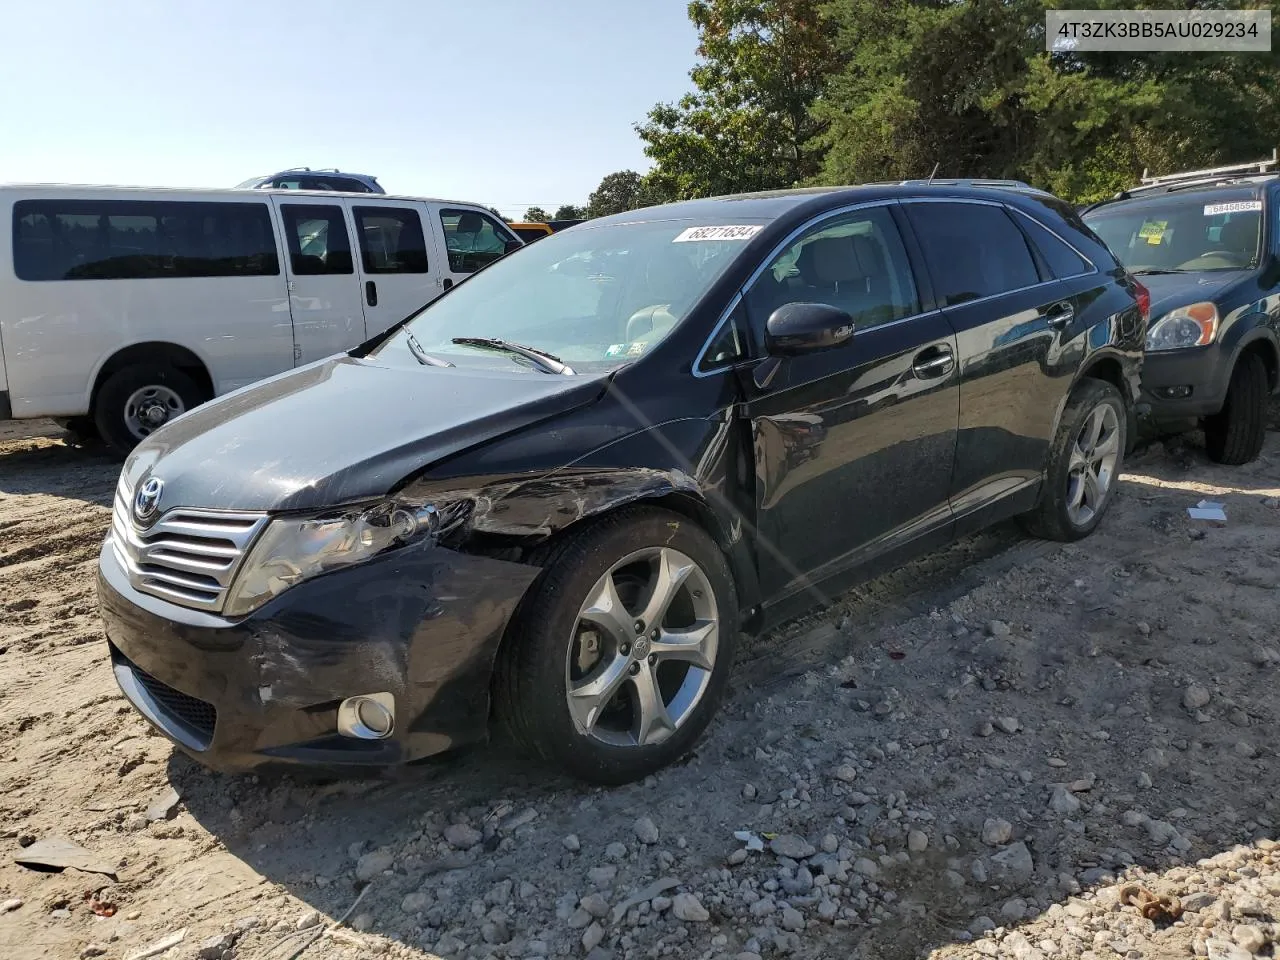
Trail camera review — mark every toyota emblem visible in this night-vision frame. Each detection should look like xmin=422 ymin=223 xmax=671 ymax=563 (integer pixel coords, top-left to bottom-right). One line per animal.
xmin=133 ymin=477 xmax=164 ymax=525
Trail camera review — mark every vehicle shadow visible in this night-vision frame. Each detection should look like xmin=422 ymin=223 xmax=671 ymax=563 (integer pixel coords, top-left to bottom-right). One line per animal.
xmin=0 ymin=426 xmax=119 ymax=504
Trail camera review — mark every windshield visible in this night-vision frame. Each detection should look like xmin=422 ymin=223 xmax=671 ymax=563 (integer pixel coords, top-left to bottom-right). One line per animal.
xmin=374 ymin=218 xmax=764 ymax=372
xmin=1084 ymin=191 xmax=1264 ymax=273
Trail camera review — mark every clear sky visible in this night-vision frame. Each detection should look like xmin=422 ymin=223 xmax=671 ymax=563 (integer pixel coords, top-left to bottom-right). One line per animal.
xmin=0 ymin=0 xmax=699 ymax=217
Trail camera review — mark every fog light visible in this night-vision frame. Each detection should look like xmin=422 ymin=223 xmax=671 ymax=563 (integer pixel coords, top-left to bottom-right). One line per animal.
xmin=1156 ymin=385 xmax=1193 ymax=400
xmin=337 ymin=692 xmax=395 ymax=740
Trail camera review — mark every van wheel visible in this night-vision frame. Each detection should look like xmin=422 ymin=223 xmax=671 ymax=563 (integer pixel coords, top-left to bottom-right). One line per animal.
xmin=93 ymin=364 xmax=204 ymax=455
xmin=495 ymin=508 xmax=738 ymax=785
xmin=1021 ymin=378 xmax=1127 ymax=542
xmin=1203 ymin=352 xmax=1267 ymax=466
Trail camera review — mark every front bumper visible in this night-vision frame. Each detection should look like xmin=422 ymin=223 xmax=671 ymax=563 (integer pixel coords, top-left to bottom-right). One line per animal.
xmin=1139 ymin=344 xmax=1230 ymax=420
xmin=97 ymin=537 xmax=539 ymax=774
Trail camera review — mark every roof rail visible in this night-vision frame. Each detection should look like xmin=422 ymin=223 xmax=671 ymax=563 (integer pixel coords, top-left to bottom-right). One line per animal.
xmin=1137 ymin=149 xmax=1278 ymax=188
xmin=886 ymin=177 xmax=1054 ymax=196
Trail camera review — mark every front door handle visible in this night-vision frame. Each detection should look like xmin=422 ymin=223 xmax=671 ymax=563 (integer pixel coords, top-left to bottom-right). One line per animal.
xmin=442 ymin=278 xmax=454 ymax=291
xmin=365 ymin=280 xmax=378 ymax=307
xmin=1044 ymin=301 xmax=1074 ymax=329
xmin=912 ymin=346 xmax=955 ymax=380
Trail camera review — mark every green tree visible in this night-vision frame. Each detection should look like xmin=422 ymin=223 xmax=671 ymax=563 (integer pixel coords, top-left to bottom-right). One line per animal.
xmin=553 ymin=204 xmax=588 ymax=220
xmin=636 ymin=0 xmax=839 ymax=200
xmin=586 ymin=170 xmax=651 ymax=218
xmin=813 ymin=0 xmax=1280 ymax=203
xmin=523 ymin=206 xmax=551 ymax=222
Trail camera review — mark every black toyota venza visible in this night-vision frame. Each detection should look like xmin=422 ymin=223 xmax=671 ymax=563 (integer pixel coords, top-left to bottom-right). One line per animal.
xmin=98 ymin=182 xmax=1146 ymax=785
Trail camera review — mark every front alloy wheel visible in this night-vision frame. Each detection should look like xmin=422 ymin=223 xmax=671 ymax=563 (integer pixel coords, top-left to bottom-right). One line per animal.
xmin=497 ymin=508 xmax=738 ymax=785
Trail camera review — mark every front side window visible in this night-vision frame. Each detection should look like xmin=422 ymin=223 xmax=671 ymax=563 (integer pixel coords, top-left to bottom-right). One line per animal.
xmin=376 ymin=218 xmax=763 ymax=371
xmin=744 ymin=206 xmax=920 ymax=336
xmin=439 ymin=209 xmax=516 ymax=273
xmin=280 ymin=204 xmax=353 ymax=275
xmin=903 ymin=202 xmax=1040 ymax=305
xmin=12 ymin=199 xmax=278 ymax=281
xmin=1084 ymin=190 xmax=1265 ymax=274
xmin=353 ymin=207 xmax=429 ymax=273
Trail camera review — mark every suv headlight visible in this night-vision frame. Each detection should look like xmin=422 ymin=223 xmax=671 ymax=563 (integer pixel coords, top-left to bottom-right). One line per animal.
xmin=1145 ymin=302 xmax=1218 ymax=352
xmin=224 ymin=498 xmax=468 ymax=617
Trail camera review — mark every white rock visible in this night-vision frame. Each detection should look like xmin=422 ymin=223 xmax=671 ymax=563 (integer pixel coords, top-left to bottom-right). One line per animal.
xmin=1001 ymin=898 xmax=1028 ymax=922
xmin=1206 ymin=939 xmax=1253 ymax=960
xmin=581 ymin=893 xmax=609 ymax=919
xmin=443 ymin=823 xmax=482 ymax=850
xmin=401 ymin=892 xmax=431 ymax=914
xmin=988 ymin=620 xmax=1011 ymax=637
xmin=671 ymin=892 xmax=710 ymax=922
xmin=1050 ymin=785 xmax=1081 ymax=815
xmin=295 ymin=910 xmax=321 ymax=931
xmin=1232 ymin=925 xmax=1266 ymax=954
xmin=355 ymin=849 xmax=394 ymax=881
xmin=605 ymin=841 xmax=628 ymax=861
xmin=781 ymin=907 xmax=805 ymax=931
xmin=907 ymin=830 xmax=929 ymax=853
xmin=1184 ymin=684 xmax=1211 ymax=710
xmin=1137 ymin=772 xmax=1153 ymax=789
xmin=831 ymin=764 xmax=859 ymax=783
xmin=1 ymin=900 xmax=21 ymax=913
xmin=634 ymin=817 xmax=659 ymax=845
xmin=982 ymin=818 xmax=1013 ymax=845
xmin=996 ymin=717 xmax=1019 ymax=734
xmin=770 ymin=835 xmax=816 ymax=859
xmin=821 ymin=834 xmax=839 ymax=854
xmin=990 ymin=842 xmax=1034 ymax=882
xmin=581 ymin=921 xmax=604 ymax=953
xmin=563 ymin=834 xmax=581 ymax=852
xmin=853 ymin=857 xmax=879 ymax=877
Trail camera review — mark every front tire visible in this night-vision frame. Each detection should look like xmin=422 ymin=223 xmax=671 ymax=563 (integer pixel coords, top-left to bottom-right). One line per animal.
xmin=1022 ymin=378 xmax=1127 ymax=542
xmin=495 ymin=507 xmax=738 ymax=785
xmin=93 ymin=364 xmax=205 ymax=456
xmin=1203 ymin=352 xmax=1267 ymax=466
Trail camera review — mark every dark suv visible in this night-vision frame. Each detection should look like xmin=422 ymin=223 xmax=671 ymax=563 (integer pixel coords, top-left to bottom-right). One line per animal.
xmin=98 ymin=182 xmax=1145 ymax=785
xmin=1083 ymin=154 xmax=1280 ymax=464
xmin=236 ymin=167 xmax=384 ymax=194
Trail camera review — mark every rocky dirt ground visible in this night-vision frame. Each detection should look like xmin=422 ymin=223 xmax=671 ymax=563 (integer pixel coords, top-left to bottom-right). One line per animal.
xmin=2 ymin=417 xmax=1280 ymax=960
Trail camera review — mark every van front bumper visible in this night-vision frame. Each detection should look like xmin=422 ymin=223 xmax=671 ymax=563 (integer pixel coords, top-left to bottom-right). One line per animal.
xmin=97 ymin=538 xmax=539 ymax=775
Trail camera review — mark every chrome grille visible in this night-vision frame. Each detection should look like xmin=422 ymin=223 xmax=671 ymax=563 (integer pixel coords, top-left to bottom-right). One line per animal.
xmin=109 ymin=478 xmax=269 ymax=613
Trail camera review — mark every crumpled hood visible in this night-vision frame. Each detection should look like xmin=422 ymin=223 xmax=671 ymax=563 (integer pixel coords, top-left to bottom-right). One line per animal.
xmin=1140 ymin=270 xmax=1248 ymax=320
xmin=121 ymin=355 xmax=609 ymax=513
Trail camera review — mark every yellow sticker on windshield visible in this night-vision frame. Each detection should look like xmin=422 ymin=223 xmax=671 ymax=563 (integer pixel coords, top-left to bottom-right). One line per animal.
xmin=1138 ymin=219 xmax=1167 ymax=245
xmin=627 ymin=341 xmax=648 ymax=357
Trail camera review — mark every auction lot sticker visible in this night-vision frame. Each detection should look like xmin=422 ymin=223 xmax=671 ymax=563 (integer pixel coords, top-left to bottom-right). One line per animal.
xmin=673 ymin=225 xmax=763 ymax=242
xmin=1204 ymin=201 xmax=1263 ymax=217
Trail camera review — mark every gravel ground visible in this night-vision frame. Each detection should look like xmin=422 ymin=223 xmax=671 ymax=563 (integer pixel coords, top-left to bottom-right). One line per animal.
xmin=1 ymin=418 xmax=1280 ymax=960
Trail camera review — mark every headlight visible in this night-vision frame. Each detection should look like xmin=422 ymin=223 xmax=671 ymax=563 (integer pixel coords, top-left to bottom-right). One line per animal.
xmin=1145 ymin=302 xmax=1218 ymax=352
xmin=224 ymin=498 xmax=466 ymax=617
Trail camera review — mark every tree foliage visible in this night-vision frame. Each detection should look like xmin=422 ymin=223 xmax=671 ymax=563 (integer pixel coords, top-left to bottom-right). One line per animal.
xmin=586 ymin=170 xmax=652 ymax=218
xmin=553 ymin=204 xmax=588 ymax=220
xmin=636 ymin=0 xmax=839 ymax=200
xmin=523 ymin=206 xmax=551 ymax=222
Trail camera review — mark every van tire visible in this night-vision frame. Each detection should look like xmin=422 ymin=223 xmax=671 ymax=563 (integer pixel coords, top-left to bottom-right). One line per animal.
xmin=93 ymin=364 xmax=205 ymax=456
xmin=1203 ymin=352 xmax=1267 ymax=466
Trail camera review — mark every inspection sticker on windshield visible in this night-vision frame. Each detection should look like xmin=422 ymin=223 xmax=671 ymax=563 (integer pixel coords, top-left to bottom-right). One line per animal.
xmin=1204 ymin=200 xmax=1262 ymax=216
xmin=1138 ymin=219 xmax=1167 ymax=245
xmin=673 ymin=225 xmax=763 ymax=243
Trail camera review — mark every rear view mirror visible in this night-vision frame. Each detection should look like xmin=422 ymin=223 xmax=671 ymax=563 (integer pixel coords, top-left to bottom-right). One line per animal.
xmin=765 ymin=302 xmax=855 ymax=356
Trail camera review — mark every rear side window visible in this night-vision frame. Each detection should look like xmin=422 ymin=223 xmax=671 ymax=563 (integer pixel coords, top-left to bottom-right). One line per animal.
xmin=13 ymin=199 xmax=279 ymax=281
xmin=1016 ymin=213 xmax=1091 ymax=279
xmin=280 ymin=204 xmax=353 ymax=275
xmin=903 ymin=202 xmax=1039 ymax=305
xmin=353 ymin=207 xmax=429 ymax=273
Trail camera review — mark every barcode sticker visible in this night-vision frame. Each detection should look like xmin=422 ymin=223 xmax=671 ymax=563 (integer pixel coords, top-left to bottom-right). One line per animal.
xmin=672 ymin=225 xmax=763 ymax=242
xmin=1204 ymin=201 xmax=1262 ymax=216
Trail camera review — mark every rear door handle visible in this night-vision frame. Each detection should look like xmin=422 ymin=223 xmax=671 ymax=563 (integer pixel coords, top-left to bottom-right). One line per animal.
xmin=912 ymin=345 xmax=954 ymax=379
xmin=1044 ymin=301 xmax=1074 ymax=329
xmin=365 ymin=280 xmax=378 ymax=307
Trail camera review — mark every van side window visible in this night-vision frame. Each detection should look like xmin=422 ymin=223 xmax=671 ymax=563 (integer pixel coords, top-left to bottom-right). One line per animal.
xmin=280 ymin=205 xmax=353 ymax=275
xmin=903 ymin=202 xmax=1039 ymax=305
xmin=353 ymin=207 xmax=429 ymax=274
xmin=12 ymin=200 xmax=278 ymax=281
xmin=1016 ymin=213 xmax=1091 ymax=279
xmin=439 ymin=209 xmax=515 ymax=273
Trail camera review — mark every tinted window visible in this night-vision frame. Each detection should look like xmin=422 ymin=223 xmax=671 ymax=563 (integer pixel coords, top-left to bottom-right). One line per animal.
xmin=280 ymin=204 xmax=353 ymax=275
xmin=353 ymin=207 xmax=429 ymax=273
xmin=1084 ymin=191 xmax=1264 ymax=272
xmin=1016 ymin=213 xmax=1090 ymax=279
xmin=439 ymin=209 xmax=516 ymax=273
xmin=904 ymin=203 xmax=1039 ymax=305
xmin=745 ymin=206 xmax=919 ymax=335
xmin=13 ymin=200 xmax=278 ymax=281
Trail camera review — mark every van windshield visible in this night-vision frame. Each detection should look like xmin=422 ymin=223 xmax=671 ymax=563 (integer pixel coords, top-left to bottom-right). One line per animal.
xmin=1083 ymin=191 xmax=1264 ymax=274
xmin=377 ymin=219 xmax=763 ymax=372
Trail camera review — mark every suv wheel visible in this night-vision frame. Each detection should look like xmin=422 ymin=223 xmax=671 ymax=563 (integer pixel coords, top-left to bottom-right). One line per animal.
xmin=93 ymin=363 xmax=205 ymax=456
xmin=495 ymin=508 xmax=738 ymax=785
xmin=1022 ymin=378 xmax=1127 ymax=542
xmin=1203 ymin=352 xmax=1267 ymax=466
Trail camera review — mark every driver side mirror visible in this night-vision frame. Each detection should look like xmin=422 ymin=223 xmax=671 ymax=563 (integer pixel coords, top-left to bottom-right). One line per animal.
xmin=765 ymin=302 xmax=855 ymax=357
xmin=504 ymin=239 xmax=524 ymax=255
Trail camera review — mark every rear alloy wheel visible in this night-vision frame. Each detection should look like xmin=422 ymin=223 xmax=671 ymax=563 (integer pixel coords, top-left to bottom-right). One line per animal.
xmin=1203 ymin=352 xmax=1268 ymax=466
xmin=496 ymin=508 xmax=737 ymax=785
xmin=1021 ymin=378 xmax=1127 ymax=542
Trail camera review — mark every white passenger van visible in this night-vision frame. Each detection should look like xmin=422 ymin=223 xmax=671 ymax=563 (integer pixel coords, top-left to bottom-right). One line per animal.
xmin=0 ymin=184 xmax=523 ymax=452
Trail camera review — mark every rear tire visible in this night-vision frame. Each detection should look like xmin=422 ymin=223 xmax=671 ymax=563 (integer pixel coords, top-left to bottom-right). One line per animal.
xmin=1021 ymin=378 xmax=1127 ymax=543
xmin=93 ymin=364 xmax=205 ymax=456
xmin=1203 ymin=352 xmax=1267 ymax=466
xmin=495 ymin=507 xmax=738 ymax=785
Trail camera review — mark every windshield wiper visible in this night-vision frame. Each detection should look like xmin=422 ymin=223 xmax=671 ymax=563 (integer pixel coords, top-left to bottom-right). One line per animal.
xmin=1131 ymin=268 xmax=1188 ymax=276
xmin=451 ymin=337 xmax=575 ymax=375
xmin=404 ymin=330 xmax=453 ymax=367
